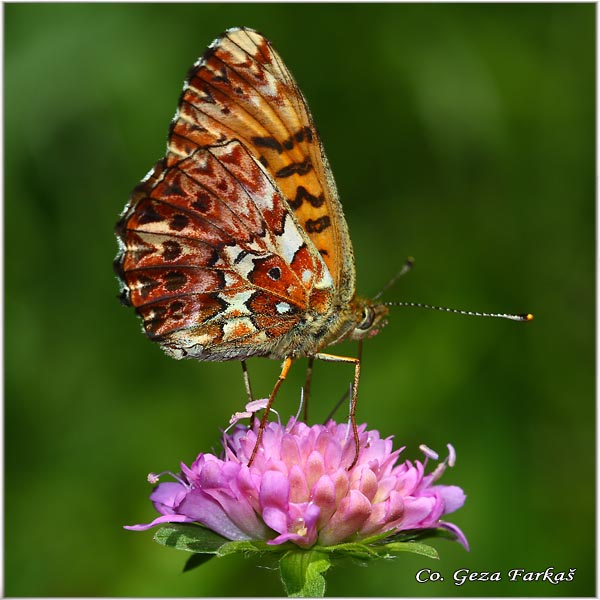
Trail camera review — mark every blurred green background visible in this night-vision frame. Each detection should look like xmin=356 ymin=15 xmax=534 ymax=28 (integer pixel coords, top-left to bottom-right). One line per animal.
xmin=5 ymin=3 xmax=594 ymax=597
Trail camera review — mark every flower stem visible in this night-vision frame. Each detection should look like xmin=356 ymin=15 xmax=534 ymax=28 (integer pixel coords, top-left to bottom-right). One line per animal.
xmin=279 ymin=550 xmax=332 ymax=597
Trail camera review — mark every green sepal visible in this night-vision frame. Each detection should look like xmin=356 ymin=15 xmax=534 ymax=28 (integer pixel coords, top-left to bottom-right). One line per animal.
xmin=216 ymin=539 xmax=274 ymax=557
xmin=373 ymin=541 xmax=439 ymax=560
xmin=314 ymin=539 xmax=439 ymax=562
xmin=153 ymin=524 xmax=453 ymax=594
xmin=154 ymin=523 xmax=230 ymax=554
xmin=153 ymin=523 xmax=450 ymax=564
xmin=279 ymin=550 xmax=331 ymax=598
xmin=154 ymin=524 xmax=289 ymax=560
xmin=381 ymin=526 xmax=461 ymax=544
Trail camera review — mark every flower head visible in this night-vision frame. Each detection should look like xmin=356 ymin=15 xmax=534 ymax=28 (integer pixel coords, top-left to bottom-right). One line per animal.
xmin=126 ymin=417 xmax=467 ymax=550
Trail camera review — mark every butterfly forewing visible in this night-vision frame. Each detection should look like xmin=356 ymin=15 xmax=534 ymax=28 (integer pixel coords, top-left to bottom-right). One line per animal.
xmin=167 ymin=28 xmax=355 ymax=300
xmin=117 ymin=137 xmax=336 ymax=359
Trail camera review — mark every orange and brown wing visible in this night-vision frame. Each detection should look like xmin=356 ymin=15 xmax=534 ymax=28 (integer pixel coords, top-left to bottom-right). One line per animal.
xmin=115 ymin=140 xmax=334 ymax=361
xmin=167 ymin=27 xmax=355 ymax=302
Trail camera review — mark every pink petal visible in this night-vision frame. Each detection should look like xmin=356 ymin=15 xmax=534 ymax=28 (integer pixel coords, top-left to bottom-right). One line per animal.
xmin=281 ymin=435 xmax=301 ymax=470
xmin=311 ymin=475 xmax=336 ymax=527
xmin=439 ymin=521 xmax=470 ymax=551
xmin=259 ymin=470 xmax=290 ymax=512
xmin=236 ymin=466 xmax=261 ymax=511
xmin=359 ymin=502 xmax=389 ymax=537
xmin=179 ymin=491 xmax=253 ymax=541
xmin=289 ymin=465 xmax=309 ymax=503
xmin=324 ymin=437 xmax=343 ymax=469
xmin=332 ymin=470 xmax=350 ymax=504
xmin=357 ymin=468 xmax=378 ymax=501
xmin=399 ymin=496 xmax=437 ymax=528
xmin=319 ymin=490 xmax=372 ymax=545
xmin=386 ymin=490 xmax=405 ymax=522
xmin=305 ymin=450 xmax=325 ymax=490
xmin=262 ymin=506 xmax=290 ymax=535
xmin=437 ymin=485 xmax=466 ymax=514
xmin=149 ymin=482 xmax=187 ymax=514
xmin=124 ymin=513 xmax=192 ymax=531
xmin=373 ymin=475 xmax=397 ymax=503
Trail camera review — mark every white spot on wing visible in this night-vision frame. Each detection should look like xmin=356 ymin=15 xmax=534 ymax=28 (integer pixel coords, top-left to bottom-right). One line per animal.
xmin=222 ymin=317 xmax=256 ymax=342
xmin=251 ymin=186 xmax=276 ymax=213
xmin=247 ymin=238 xmax=264 ymax=253
xmin=224 ymin=245 xmax=257 ymax=279
xmin=224 ymin=272 xmax=240 ymax=287
xmin=193 ymin=333 xmax=213 ymax=346
xmin=276 ymin=302 xmax=291 ymax=314
xmin=314 ymin=265 xmax=333 ymax=289
xmin=278 ymin=213 xmax=304 ymax=264
xmin=220 ymin=290 xmax=254 ymax=316
xmin=141 ymin=166 xmax=155 ymax=182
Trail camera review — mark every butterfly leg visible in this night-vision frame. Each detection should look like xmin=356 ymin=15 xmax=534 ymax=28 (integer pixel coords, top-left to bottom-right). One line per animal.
xmin=240 ymin=360 xmax=254 ymax=405
xmin=313 ymin=351 xmax=362 ymax=469
xmin=321 ymin=341 xmax=364 ymax=424
xmin=302 ymin=356 xmax=315 ymax=421
xmin=248 ymin=356 xmax=294 ymax=466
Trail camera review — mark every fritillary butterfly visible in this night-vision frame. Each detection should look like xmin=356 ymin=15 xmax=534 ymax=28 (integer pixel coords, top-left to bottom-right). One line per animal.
xmin=114 ymin=27 xmax=387 ymax=463
xmin=114 ymin=27 xmax=531 ymax=465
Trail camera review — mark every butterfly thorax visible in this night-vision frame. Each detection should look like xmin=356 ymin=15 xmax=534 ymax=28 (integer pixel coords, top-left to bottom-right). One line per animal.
xmin=270 ymin=296 xmax=385 ymax=355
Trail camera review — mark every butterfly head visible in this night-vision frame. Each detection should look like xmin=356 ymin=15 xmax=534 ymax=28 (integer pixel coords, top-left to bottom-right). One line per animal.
xmin=347 ymin=298 xmax=390 ymax=341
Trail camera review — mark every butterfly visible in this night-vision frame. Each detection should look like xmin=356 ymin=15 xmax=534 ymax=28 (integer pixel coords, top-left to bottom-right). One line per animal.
xmin=114 ymin=27 xmax=531 ymax=466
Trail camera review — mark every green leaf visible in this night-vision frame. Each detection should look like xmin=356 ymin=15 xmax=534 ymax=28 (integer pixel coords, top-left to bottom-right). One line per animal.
xmin=378 ymin=541 xmax=439 ymax=560
xmin=216 ymin=540 xmax=273 ymax=557
xmin=183 ymin=552 xmax=215 ymax=572
xmin=312 ymin=538 xmax=439 ymax=563
xmin=279 ymin=550 xmax=332 ymax=598
xmin=382 ymin=527 xmax=459 ymax=544
xmin=153 ymin=523 xmax=229 ymax=554
xmin=359 ymin=530 xmax=401 ymax=545
xmin=318 ymin=542 xmax=380 ymax=560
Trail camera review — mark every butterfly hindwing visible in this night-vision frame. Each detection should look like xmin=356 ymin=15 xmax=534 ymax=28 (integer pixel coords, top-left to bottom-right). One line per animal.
xmin=116 ymin=139 xmax=335 ymax=359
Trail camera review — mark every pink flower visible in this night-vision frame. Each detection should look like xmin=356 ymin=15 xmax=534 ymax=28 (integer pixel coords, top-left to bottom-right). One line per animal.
xmin=126 ymin=418 xmax=468 ymax=550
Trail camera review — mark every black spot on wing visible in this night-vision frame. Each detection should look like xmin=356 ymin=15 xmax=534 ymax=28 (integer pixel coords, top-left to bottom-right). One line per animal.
xmin=288 ymin=185 xmax=325 ymax=210
xmin=163 ymin=180 xmax=184 ymax=196
xmin=276 ymin=159 xmax=312 ymax=178
xmin=137 ymin=205 xmax=165 ymax=225
xmin=191 ymin=190 xmax=212 ymax=213
xmin=252 ymin=136 xmax=283 ymax=153
xmin=162 ymin=240 xmax=182 ymax=261
xmin=170 ymin=214 xmax=189 ymax=231
xmin=138 ymin=275 xmax=161 ymax=298
xmin=268 ymin=267 xmax=281 ymax=280
xmin=305 ymin=216 xmax=331 ymax=233
xmin=164 ymin=271 xmax=188 ymax=292
xmin=295 ymin=126 xmax=313 ymax=143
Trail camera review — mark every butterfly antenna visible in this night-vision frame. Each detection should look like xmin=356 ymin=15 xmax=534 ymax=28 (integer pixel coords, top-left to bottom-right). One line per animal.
xmin=373 ymin=256 xmax=415 ymax=300
xmin=384 ymin=301 xmax=533 ymax=322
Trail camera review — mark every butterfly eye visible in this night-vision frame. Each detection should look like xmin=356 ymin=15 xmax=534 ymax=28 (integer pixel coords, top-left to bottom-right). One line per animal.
xmin=356 ymin=306 xmax=375 ymax=331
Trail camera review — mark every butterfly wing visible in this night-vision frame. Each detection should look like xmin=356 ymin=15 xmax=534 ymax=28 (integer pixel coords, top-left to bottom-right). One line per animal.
xmin=167 ymin=27 xmax=356 ymax=304
xmin=116 ymin=140 xmax=335 ymax=360
xmin=115 ymin=27 xmax=358 ymax=360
